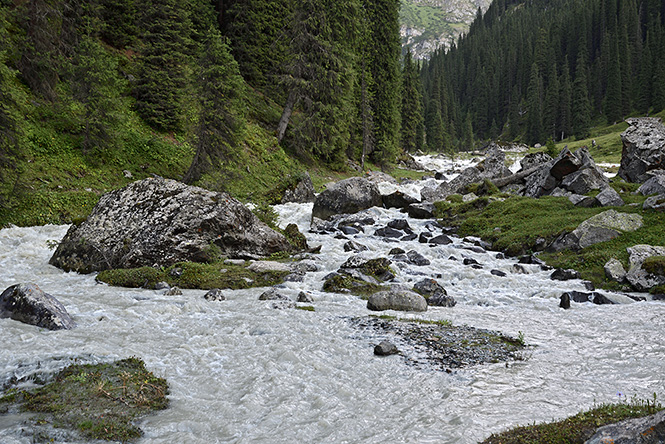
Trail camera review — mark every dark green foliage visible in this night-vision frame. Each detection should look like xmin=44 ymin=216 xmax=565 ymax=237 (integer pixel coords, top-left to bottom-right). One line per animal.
xmin=400 ymin=50 xmax=424 ymax=153
xmin=184 ymin=28 xmax=245 ymax=183
xmin=421 ymin=0 xmax=665 ymax=146
xmin=99 ymin=0 xmax=138 ymax=48
xmin=133 ymin=0 xmax=192 ymax=131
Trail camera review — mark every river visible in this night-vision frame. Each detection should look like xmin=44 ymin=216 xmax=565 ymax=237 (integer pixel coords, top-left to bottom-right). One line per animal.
xmin=0 ymin=155 xmax=663 ymax=443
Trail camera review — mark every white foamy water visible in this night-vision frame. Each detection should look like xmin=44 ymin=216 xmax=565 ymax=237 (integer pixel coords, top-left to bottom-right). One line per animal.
xmin=0 ymin=156 xmax=663 ymax=444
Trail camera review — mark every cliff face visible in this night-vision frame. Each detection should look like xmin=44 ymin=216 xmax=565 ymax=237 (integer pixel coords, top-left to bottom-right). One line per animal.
xmin=400 ymin=0 xmax=492 ymax=59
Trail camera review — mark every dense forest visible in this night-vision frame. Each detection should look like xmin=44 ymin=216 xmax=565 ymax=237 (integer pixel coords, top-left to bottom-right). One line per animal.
xmin=422 ymin=0 xmax=665 ymax=149
xmin=0 ymin=0 xmax=423 ymax=224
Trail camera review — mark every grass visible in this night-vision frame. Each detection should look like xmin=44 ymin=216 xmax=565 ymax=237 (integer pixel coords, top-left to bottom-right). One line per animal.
xmin=481 ymin=395 xmax=662 ymax=444
xmin=96 ymin=260 xmax=289 ymax=290
xmin=0 ymin=357 xmax=168 ymax=443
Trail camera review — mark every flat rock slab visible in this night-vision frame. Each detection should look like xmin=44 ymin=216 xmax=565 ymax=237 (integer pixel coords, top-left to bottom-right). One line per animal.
xmin=584 ymin=410 xmax=665 ymax=444
xmin=0 ymin=283 xmax=75 ymax=330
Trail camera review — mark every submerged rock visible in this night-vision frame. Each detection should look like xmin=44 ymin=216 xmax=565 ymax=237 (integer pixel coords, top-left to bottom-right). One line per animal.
xmin=0 ymin=283 xmax=75 ymax=330
xmin=49 ymin=177 xmax=292 ymax=273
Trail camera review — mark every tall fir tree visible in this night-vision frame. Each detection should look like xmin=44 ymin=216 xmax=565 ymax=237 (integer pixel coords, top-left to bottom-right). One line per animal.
xmin=400 ymin=50 xmax=424 ymax=153
xmin=526 ymin=63 xmax=544 ymax=145
xmin=572 ymin=50 xmax=591 ymax=139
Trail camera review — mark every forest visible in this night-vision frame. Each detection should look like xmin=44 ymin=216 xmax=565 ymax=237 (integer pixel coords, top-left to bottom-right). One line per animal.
xmin=421 ymin=0 xmax=665 ymax=150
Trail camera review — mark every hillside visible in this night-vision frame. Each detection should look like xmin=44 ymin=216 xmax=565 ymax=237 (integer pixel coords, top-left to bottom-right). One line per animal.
xmin=400 ymin=0 xmax=491 ymax=59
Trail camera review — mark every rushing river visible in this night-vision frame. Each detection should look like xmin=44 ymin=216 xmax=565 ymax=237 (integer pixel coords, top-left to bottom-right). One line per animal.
xmin=0 ymin=155 xmax=663 ymax=444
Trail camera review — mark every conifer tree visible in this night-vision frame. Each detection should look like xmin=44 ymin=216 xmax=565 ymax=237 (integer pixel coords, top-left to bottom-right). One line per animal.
xmin=558 ymin=61 xmax=573 ymax=140
xmin=134 ymin=0 xmax=192 ymax=132
xmin=572 ymin=51 xmax=591 ymax=139
xmin=526 ymin=63 xmax=544 ymax=145
xmin=184 ymin=28 xmax=245 ymax=184
xmin=400 ymin=50 xmax=423 ymax=153
xmin=543 ymin=63 xmax=560 ymax=140
xmin=99 ymin=0 xmax=138 ymax=48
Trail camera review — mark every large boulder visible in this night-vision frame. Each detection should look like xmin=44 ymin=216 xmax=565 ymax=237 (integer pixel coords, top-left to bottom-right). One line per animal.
xmin=625 ymin=244 xmax=665 ymax=291
xmin=0 ymin=283 xmax=75 ymax=330
xmin=282 ymin=172 xmax=315 ymax=203
xmin=49 ymin=177 xmax=292 ymax=273
xmin=594 ymin=187 xmax=625 ymax=207
xmin=367 ymin=289 xmax=428 ymax=312
xmin=477 ymin=144 xmax=511 ymax=179
xmin=584 ymin=410 xmax=665 ymax=444
xmin=643 ymin=194 xmax=665 ymax=211
xmin=518 ymin=152 xmax=553 ymax=172
xmin=549 ymin=210 xmax=643 ymax=251
xmin=312 ymin=177 xmax=382 ymax=220
xmin=560 ymin=167 xmax=609 ymax=195
xmin=618 ymin=117 xmax=665 ymax=183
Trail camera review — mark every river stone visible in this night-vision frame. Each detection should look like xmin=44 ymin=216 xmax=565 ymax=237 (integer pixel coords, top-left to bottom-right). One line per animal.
xmin=374 ymin=227 xmax=403 ymax=238
xmin=551 ymin=268 xmax=581 ymax=281
xmin=49 ymin=177 xmax=292 ymax=273
xmin=343 ymin=240 xmax=368 ymax=252
xmin=618 ymin=117 xmax=665 ymax=183
xmin=367 ymin=290 xmax=428 ymax=312
xmin=406 ymin=250 xmax=430 ymax=266
xmin=637 ymin=173 xmax=665 ymax=195
xmin=297 ymin=291 xmax=314 ymax=303
xmin=407 ymin=203 xmax=435 ymax=219
xmin=312 ymin=177 xmax=382 ymax=221
xmin=625 ymin=245 xmax=665 ymax=291
xmin=604 ymin=258 xmax=627 ymax=283
xmin=282 ymin=172 xmax=315 ymax=203
xmin=584 ymin=409 xmax=665 ymax=444
xmin=258 ymin=288 xmax=291 ymax=301
xmin=204 ymin=289 xmax=225 ymax=301
xmin=247 ymin=261 xmax=291 ymax=273
xmin=382 ymin=191 xmax=420 ymax=210
xmin=412 ymin=279 xmax=456 ymax=307
xmin=595 ymin=187 xmax=625 ymax=207
xmin=643 ymin=194 xmax=665 ymax=211
xmin=374 ymin=340 xmax=399 ymax=356
xmin=0 ymin=283 xmax=75 ymax=330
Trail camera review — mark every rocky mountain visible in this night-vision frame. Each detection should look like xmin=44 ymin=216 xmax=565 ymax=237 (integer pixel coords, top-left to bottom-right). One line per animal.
xmin=400 ymin=0 xmax=492 ymax=59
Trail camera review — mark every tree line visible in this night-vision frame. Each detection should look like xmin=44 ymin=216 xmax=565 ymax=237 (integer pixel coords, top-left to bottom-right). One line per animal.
xmin=421 ymin=0 xmax=665 ymax=150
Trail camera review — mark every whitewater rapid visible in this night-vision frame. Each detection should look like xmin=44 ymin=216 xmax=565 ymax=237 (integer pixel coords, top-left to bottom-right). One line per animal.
xmin=0 ymin=155 xmax=663 ymax=443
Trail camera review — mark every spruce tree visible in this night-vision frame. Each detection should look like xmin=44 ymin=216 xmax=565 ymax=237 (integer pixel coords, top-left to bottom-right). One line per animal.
xmin=558 ymin=61 xmax=573 ymax=140
xmin=100 ymin=0 xmax=138 ymax=48
xmin=526 ymin=63 xmax=544 ymax=145
xmin=400 ymin=50 xmax=424 ymax=153
xmin=134 ymin=0 xmax=192 ymax=132
xmin=572 ymin=51 xmax=591 ymax=139
xmin=543 ymin=63 xmax=560 ymax=140
xmin=184 ymin=28 xmax=245 ymax=184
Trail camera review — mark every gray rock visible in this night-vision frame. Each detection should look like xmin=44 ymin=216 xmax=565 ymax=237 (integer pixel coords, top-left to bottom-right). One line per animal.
xmin=312 ymin=177 xmax=382 ymax=220
xmin=0 ymin=283 xmax=75 ymax=330
xmin=491 ymin=269 xmax=507 ymax=277
xmin=297 ymin=291 xmax=314 ymax=303
xmin=343 ymin=240 xmax=368 ymax=252
xmin=561 ymin=167 xmax=609 ymax=195
xmin=584 ymin=409 xmax=665 ymax=444
xmin=282 ymin=172 xmax=316 ymax=203
xmin=643 ymin=194 xmax=665 ymax=211
xmin=374 ymin=227 xmax=403 ymax=238
xmin=625 ymin=244 xmax=665 ymax=291
xmin=429 ymin=234 xmax=453 ymax=245
xmin=519 ymin=152 xmax=553 ymax=172
xmin=406 ymin=250 xmax=430 ymax=266
xmin=382 ymin=191 xmax=420 ymax=210
xmin=154 ymin=281 xmax=170 ymax=290
xmin=258 ymin=288 xmax=291 ymax=301
xmin=549 ymin=210 xmax=643 ymax=251
xmin=595 ymin=187 xmax=625 ymax=207
xmin=388 ymin=219 xmax=411 ymax=231
xmin=523 ymin=166 xmax=557 ymax=198
xmin=247 ymin=261 xmax=291 ymax=273
xmin=637 ymin=173 xmax=665 ymax=195
xmin=550 ymin=148 xmax=582 ymax=180
xmin=477 ymin=144 xmax=511 ymax=179
xmin=407 ymin=203 xmax=435 ymax=219
xmin=412 ymin=278 xmax=456 ymax=307
xmin=551 ymin=268 xmax=581 ymax=281
xmin=165 ymin=286 xmax=182 ymax=295
xmin=49 ymin=177 xmax=291 ymax=273
xmin=367 ymin=290 xmax=428 ymax=312
xmin=618 ymin=117 xmax=665 ymax=183
xmin=204 ymin=289 xmax=226 ymax=301
xmin=604 ymin=258 xmax=627 ymax=283
xmin=374 ymin=340 xmax=399 ymax=356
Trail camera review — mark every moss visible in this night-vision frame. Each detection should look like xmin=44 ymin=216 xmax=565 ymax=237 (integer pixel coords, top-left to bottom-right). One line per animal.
xmin=283 ymin=223 xmax=308 ymax=251
xmin=96 ymin=261 xmax=288 ymax=290
xmin=322 ymin=274 xmax=386 ymax=299
xmin=4 ymin=357 xmax=168 ymax=443
xmin=643 ymin=256 xmax=665 ymax=276
xmin=481 ymin=396 xmax=662 ymax=444
xmin=295 ymin=305 xmax=315 ymax=312
xmin=650 ymin=285 xmax=665 ymax=295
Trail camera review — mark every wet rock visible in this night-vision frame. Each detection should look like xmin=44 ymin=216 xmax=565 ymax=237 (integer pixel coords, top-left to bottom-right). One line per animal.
xmin=388 ymin=219 xmax=411 ymax=231
xmin=584 ymin=410 xmax=665 ymax=444
xmin=247 ymin=261 xmax=291 ymax=273
xmin=625 ymin=244 xmax=665 ymax=291
xmin=374 ymin=227 xmax=403 ymax=238
xmin=464 ymin=246 xmax=486 ymax=254
xmin=518 ymin=255 xmax=545 ymax=265
xmin=312 ymin=177 xmax=382 ymax=221
xmin=419 ymin=232 xmax=433 ymax=243
xmin=165 ymin=286 xmax=182 ymax=295
xmin=282 ymin=172 xmax=315 ymax=203
xmin=389 ymin=247 xmax=405 ymax=255
xmin=643 ymin=194 xmax=665 ymax=211
xmin=258 ymin=288 xmax=291 ymax=301
xmin=204 ymin=289 xmax=225 ymax=301
xmin=407 ymin=203 xmax=435 ymax=219
xmin=382 ymin=191 xmax=420 ymax=210
xmin=0 ymin=283 xmax=75 ymax=330
xmin=636 ymin=173 xmax=665 ymax=195
xmin=463 ymin=258 xmax=480 ymax=266
xmin=339 ymin=225 xmax=360 ymax=235
xmin=283 ymin=272 xmax=305 ymax=282
xmin=344 ymin=240 xmax=369 ymax=252
xmin=154 ymin=281 xmax=170 ymax=290
xmin=50 ymin=177 xmax=292 ymax=273
xmin=561 ymin=290 xmax=633 ymax=307
xmin=429 ymin=234 xmax=453 ymax=245
xmin=367 ymin=290 xmax=428 ymax=312
xmin=491 ymin=269 xmax=507 ymax=277
xmin=412 ymin=278 xmax=456 ymax=307
xmin=618 ymin=117 xmax=665 ymax=183
xmin=374 ymin=340 xmax=399 ymax=356
xmin=512 ymin=264 xmax=529 ymax=274
xmin=297 ymin=291 xmax=314 ymax=303
xmin=551 ymin=268 xmax=581 ymax=281
xmin=402 ymin=233 xmax=418 ymax=241
xmin=406 ymin=250 xmax=430 ymax=266
xmin=604 ymin=258 xmax=627 ymax=283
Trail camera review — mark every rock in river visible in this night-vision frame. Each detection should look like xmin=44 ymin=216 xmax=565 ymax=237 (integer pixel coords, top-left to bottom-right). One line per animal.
xmin=49 ymin=177 xmax=292 ymax=273
xmin=0 ymin=283 xmax=75 ymax=330
xmin=367 ymin=289 xmax=428 ymax=312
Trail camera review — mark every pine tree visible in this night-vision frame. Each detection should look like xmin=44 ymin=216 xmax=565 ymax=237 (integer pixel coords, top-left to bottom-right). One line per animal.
xmin=543 ymin=63 xmax=560 ymax=140
xmin=558 ymin=60 xmax=573 ymax=140
xmin=400 ymin=50 xmax=424 ymax=153
xmin=99 ymin=0 xmax=138 ymax=48
xmin=526 ymin=63 xmax=544 ymax=145
xmin=604 ymin=26 xmax=623 ymax=123
xmin=184 ymin=28 xmax=246 ymax=183
xmin=572 ymin=51 xmax=591 ymax=139
xmin=134 ymin=0 xmax=192 ymax=132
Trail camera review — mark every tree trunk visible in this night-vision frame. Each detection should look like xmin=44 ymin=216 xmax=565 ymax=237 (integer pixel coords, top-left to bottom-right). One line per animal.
xmin=491 ymin=165 xmax=542 ymax=188
xmin=277 ymin=89 xmax=298 ymax=142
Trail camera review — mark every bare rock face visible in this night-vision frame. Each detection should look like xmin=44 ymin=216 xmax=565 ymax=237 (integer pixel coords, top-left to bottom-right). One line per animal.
xmin=282 ymin=172 xmax=315 ymax=204
xmin=584 ymin=410 xmax=665 ymax=444
xmin=625 ymin=244 xmax=665 ymax=291
xmin=312 ymin=177 xmax=382 ymax=220
xmin=49 ymin=177 xmax=292 ymax=273
xmin=0 ymin=283 xmax=75 ymax=330
xmin=618 ymin=117 xmax=665 ymax=183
